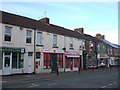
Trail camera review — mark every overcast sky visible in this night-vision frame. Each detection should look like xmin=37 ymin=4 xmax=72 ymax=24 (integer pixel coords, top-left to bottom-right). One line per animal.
xmin=1 ymin=1 xmax=118 ymax=44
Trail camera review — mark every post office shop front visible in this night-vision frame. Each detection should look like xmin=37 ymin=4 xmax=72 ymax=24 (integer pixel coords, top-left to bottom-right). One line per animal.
xmin=0 ymin=47 xmax=25 ymax=75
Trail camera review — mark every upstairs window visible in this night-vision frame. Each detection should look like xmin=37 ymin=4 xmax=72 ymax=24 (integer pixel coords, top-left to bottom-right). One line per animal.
xmin=70 ymin=38 xmax=73 ymax=48
xmin=53 ymin=35 xmax=57 ymax=47
xmin=36 ymin=32 xmax=42 ymax=45
xmin=79 ymin=40 xmax=83 ymax=50
xmin=4 ymin=26 xmax=12 ymax=42
xmin=26 ymin=30 xmax=32 ymax=43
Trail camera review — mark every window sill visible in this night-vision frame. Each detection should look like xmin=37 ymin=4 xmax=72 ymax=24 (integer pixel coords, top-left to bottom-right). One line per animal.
xmin=69 ymin=48 xmax=74 ymax=50
xmin=3 ymin=41 xmax=13 ymax=44
xmin=36 ymin=44 xmax=44 ymax=47
xmin=52 ymin=46 xmax=59 ymax=48
xmin=26 ymin=43 xmax=33 ymax=46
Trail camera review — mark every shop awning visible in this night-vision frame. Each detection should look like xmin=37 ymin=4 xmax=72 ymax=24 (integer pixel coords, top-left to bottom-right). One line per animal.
xmin=67 ymin=55 xmax=80 ymax=58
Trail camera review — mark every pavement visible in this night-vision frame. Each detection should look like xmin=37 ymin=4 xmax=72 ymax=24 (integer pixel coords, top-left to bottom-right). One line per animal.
xmin=1 ymin=67 xmax=119 ymax=84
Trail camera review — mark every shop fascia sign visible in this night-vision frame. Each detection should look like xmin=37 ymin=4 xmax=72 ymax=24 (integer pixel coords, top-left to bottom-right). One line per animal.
xmin=42 ymin=49 xmax=64 ymax=54
xmin=65 ymin=51 xmax=80 ymax=55
xmin=0 ymin=47 xmax=25 ymax=53
xmin=98 ymin=54 xmax=108 ymax=58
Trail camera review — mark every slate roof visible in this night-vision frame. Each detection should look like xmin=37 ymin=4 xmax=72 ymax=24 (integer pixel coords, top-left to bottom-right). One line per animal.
xmin=1 ymin=11 xmax=100 ymax=42
xmin=100 ymin=39 xmax=120 ymax=49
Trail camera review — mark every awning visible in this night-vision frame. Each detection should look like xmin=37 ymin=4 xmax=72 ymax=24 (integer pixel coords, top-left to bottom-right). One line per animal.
xmin=67 ymin=55 xmax=80 ymax=58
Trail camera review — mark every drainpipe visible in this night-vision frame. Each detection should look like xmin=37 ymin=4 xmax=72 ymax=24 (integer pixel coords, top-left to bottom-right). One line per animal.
xmin=95 ymin=42 xmax=98 ymax=69
xmin=33 ymin=29 xmax=36 ymax=74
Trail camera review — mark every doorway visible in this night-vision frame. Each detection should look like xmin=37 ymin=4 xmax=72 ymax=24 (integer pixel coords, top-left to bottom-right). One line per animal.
xmin=3 ymin=52 xmax=12 ymax=75
xmin=51 ymin=54 xmax=57 ymax=72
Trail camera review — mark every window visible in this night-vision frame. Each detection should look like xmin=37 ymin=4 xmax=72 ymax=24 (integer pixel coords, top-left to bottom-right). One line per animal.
xmin=36 ymin=52 xmax=41 ymax=59
xmin=57 ymin=54 xmax=63 ymax=68
xmin=70 ymin=38 xmax=73 ymax=47
xmin=0 ymin=52 xmax=2 ymax=69
xmin=79 ymin=40 xmax=83 ymax=50
xmin=19 ymin=54 xmax=24 ymax=68
xmin=28 ymin=52 xmax=33 ymax=56
xmin=12 ymin=53 xmax=24 ymax=69
xmin=53 ymin=35 xmax=57 ymax=47
xmin=74 ymin=58 xmax=79 ymax=67
xmin=44 ymin=54 xmax=51 ymax=69
xmin=36 ymin=32 xmax=42 ymax=45
xmin=98 ymin=44 xmax=100 ymax=51
xmin=4 ymin=26 xmax=12 ymax=42
xmin=26 ymin=30 xmax=32 ymax=43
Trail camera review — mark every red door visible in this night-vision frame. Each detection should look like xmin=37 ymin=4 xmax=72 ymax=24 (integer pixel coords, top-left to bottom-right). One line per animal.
xmin=70 ymin=58 xmax=73 ymax=70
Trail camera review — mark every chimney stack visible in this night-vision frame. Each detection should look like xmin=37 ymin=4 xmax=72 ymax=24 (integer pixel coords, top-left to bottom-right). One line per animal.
xmin=74 ymin=28 xmax=84 ymax=34
xmin=39 ymin=17 xmax=49 ymax=24
xmin=95 ymin=33 xmax=105 ymax=39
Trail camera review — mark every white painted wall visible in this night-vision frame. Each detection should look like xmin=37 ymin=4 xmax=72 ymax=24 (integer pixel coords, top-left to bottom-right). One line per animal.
xmin=1 ymin=24 xmax=35 ymax=74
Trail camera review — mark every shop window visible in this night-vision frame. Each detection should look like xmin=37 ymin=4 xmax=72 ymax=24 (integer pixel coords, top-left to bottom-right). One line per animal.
xmin=19 ymin=54 xmax=24 ymax=68
xmin=36 ymin=52 xmax=41 ymax=59
xmin=74 ymin=58 xmax=78 ymax=67
xmin=4 ymin=26 xmax=12 ymax=42
xmin=57 ymin=54 xmax=63 ymax=68
xmin=0 ymin=52 xmax=2 ymax=69
xmin=12 ymin=53 xmax=24 ymax=69
xmin=12 ymin=53 xmax=17 ymax=69
xmin=44 ymin=54 xmax=51 ymax=69
xmin=26 ymin=30 xmax=32 ymax=43
xmin=36 ymin=32 xmax=42 ymax=45
xmin=66 ymin=58 xmax=71 ymax=68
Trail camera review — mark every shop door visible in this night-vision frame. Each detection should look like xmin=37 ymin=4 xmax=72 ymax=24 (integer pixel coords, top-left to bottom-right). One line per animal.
xmin=28 ymin=52 xmax=33 ymax=73
xmin=51 ymin=54 xmax=57 ymax=72
xmin=70 ymin=58 xmax=73 ymax=70
xmin=3 ymin=52 xmax=12 ymax=75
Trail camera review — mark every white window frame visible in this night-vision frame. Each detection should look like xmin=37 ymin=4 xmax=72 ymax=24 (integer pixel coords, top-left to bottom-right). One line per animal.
xmin=36 ymin=31 xmax=42 ymax=45
xmin=4 ymin=26 xmax=12 ymax=42
xmin=53 ymin=34 xmax=57 ymax=47
xmin=26 ymin=30 xmax=32 ymax=44
xmin=70 ymin=37 xmax=73 ymax=48
xmin=79 ymin=40 xmax=83 ymax=50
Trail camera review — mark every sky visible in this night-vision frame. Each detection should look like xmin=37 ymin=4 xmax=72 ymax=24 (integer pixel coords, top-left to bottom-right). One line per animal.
xmin=0 ymin=1 xmax=118 ymax=44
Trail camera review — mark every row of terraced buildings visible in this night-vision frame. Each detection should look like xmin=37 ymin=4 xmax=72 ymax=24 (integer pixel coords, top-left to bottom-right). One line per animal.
xmin=0 ymin=11 xmax=120 ymax=75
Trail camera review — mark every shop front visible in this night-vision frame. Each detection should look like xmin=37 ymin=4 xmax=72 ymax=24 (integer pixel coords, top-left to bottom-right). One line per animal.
xmin=97 ymin=54 xmax=109 ymax=67
xmin=86 ymin=53 xmax=97 ymax=69
xmin=64 ymin=51 xmax=81 ymax=71
xmin=42 ymin=49 xmax=64 ymax=73
xmin=0 ymin=47 xmax=25 ymax=75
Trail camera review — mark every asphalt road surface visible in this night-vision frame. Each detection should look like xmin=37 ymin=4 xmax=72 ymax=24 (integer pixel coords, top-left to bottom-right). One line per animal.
xmin=2 ymin=68 xmax=119 ymax=88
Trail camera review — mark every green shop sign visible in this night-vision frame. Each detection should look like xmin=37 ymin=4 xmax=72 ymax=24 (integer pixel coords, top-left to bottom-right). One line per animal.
xmin=0 ymin=48 xmax=25 ymax=53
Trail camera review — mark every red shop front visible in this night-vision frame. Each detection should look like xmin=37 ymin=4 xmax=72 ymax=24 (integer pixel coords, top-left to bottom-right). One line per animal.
xmin=42 ymin=49 xmax=64 ymax=72
xmin=64 ymin=51 xmax=81 ymax=71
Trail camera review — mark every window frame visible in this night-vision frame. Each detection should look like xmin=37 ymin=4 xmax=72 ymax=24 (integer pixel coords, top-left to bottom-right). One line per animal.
xmin=26 ymin=30 xmax=32 ymax=44
xmin=36 ymin=31 xmax=42 ymax=45
xmin=4 ymin=26 xmax=12 ymax=42
xmin=53 ymin=34 xmax=57 ymax=47
xmin=36 ymin=52 xmax=41 ymax=59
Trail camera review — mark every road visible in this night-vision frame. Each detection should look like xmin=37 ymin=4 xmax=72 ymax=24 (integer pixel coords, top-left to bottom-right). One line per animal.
xmin=2 ymin=68 xmax=119 ymax=88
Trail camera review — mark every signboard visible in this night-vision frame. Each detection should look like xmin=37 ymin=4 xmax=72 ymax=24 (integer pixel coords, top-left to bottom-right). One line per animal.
xmin=42 ymin=49 xmax=64 ymax=54
xmin=0 ymin=47 xmax=25 ymax=53
xmin=36 ymin=47 xmax=41 ymax=52
xmin=98 ymin=54 xmax=108 ymax=58
xmin=65 ymin=51 xmax=80 ymax=55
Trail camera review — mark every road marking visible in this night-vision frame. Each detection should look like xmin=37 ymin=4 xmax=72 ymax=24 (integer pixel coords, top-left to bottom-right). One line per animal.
xmin=29 ymin=83 xmax=39 ymax=87
xmin=108 ymin=84 xmax=112 ymax=86
xmin=48 ymin=83 xmax=58 ymax=86
xmin=113 ymin=82 xmax=117 ymax=84
xmin=101 ymin=86 xmax=106 ymax=88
